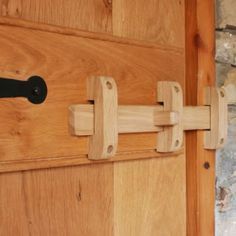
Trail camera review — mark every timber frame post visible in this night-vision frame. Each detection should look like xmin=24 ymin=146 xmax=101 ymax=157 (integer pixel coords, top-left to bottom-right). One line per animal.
xmin=185 ymin=0 xmax=216 ymax=235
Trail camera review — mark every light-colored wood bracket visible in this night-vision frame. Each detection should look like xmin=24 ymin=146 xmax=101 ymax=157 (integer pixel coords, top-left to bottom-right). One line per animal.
xmin=204 ymin=87 xmax=228 ymax=149
xmin=86 ymin=76 xmax=118 ymax=160
xmin=156 ymin=81 xmax=183 ymax=152
xmin=69 ymin=79 xmax=228 ymax=159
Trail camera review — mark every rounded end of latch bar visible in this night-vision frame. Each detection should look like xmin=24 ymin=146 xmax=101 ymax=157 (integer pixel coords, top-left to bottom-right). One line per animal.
xmin=27 ymin=76 xmax=47 ymax=104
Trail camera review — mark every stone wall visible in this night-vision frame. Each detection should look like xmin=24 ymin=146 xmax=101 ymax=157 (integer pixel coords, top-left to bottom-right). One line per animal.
xmin=215 ymin=0 xmax=236 ymax=235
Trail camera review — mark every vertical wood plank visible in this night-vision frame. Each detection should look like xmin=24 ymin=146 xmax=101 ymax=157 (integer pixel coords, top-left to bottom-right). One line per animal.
xmin=196 ymin=1 xmax=216 ymax=235
xmin=114 ymin=156 xmax=186 ymax=236
xmin=112 ymin=0 xmax=184 ymax=47
xmin=112 ymin=1 xmax=186 ymax=234
xmin=185 ymin=0 xmax=198 ymax=234
xmin=0 ymin=164 xmax=114 ymax=236
xmin=185 ymin=0 xmax=216 ymax=235
xmin=0 ymin=1 xmax=114 ymax=235
xmin=0 ymin=172 xmax=30 ymax=235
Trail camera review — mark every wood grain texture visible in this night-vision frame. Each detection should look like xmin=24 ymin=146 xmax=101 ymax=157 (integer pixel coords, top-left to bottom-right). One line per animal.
xmin=0 ymin=0 xmax=112 ymax=34
xmin=112 ymin=1 xmax=186 ymax=235
xmin=0 ymin=1 xmax=188 ymax=236
xmin=183 ymin=106 xmax=210 ymax=131
xmin=0 ymin=4 xmax=114 ymax=236
xmin=154 ymin=111 xmax=179 ymax=126
xmin=69 ymin=105 xmax=211 ymax=135
xmin=0 ymin=0 xmax=184 ymax=47
xmin=157 ymin=81 xmax=183 ymax=152
xmin=185 ymin=0 xmax=216 ymax=235
xmin=87 ymin=76 xmax=118 ymax=160
xmin=0 ymin=16 xmax=185 ymax=50
xmin=69 ymin=105 xmax=163 ymax=135
xmin=0 ymin=150 xmax=184 ymax=173
xmin=0 ymin=23 xmax=184 ymax=163
xmin=196 ymin=1 xmax=216 ymax=233
xmin=204 ymin=87 xmax=228 ymax=149
xmin=114 ymin=156 xmax=186 ymax=236
xmin=112 ymin=0 xmax=185 ymax=47
xmin=0 ymin=164 xmax=114 ymax=236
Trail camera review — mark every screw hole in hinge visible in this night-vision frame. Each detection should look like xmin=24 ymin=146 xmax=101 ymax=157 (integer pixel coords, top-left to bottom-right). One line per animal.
xmin=107 ymin=145 xmax=114 ymax=153
xmin=220 ymin=138 xmax=224 ymax=145
xmin=175 ymin=140 xmax=180 ymax=147
xmin=174 ymin=86 xmax=180 ymax=93
xmin=106 ymin=81 xmax=113 ymax=90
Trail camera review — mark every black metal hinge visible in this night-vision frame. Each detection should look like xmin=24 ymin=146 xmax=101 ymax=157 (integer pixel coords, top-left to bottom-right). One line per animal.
xmin=0 ymin=76 xmax=47 ymax=104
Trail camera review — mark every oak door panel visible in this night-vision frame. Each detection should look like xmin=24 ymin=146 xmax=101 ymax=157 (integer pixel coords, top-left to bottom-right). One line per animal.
xmin=0 ymin=0 xmax=187 ymax=235
xmin=0 ymin=24 xmax=184 ymax=162
xmin=0 ymin=0 xmax=112 ymax=34
xmin=114 ymin=156 xmax=186 ymax=236
xmin=112 ymin=1 xmax=186 ymax=236
xmin=0 ymin=156 xmax=186 ymax=236
xmin=0 ymin=0 xmax=184 ymax=47
xmin=0 ymin=164 xmax=114 ymax=236
xmin=113 ymin=0 xmax=184 ymax=47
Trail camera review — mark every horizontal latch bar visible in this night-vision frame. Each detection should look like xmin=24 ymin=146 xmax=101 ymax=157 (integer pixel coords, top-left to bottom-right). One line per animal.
xmin=69 ymin=104 xmax=210 ymax=136
xmin=69 ymin=77 xmax=228 ymax=159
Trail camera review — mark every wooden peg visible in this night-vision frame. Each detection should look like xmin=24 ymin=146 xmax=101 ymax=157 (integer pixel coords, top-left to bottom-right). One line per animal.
xmin=154 ymin=111 xmax=179 ymax=126
xmin=204 ymin=87 xmax=228 ymax=149
xmin=156 ymin=81 xmax=183 ymax=152
xmin=87 ymin=76 xmax=118 ymax=160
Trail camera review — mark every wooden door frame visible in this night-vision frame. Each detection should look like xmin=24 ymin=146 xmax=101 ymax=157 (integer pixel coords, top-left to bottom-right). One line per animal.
xmin=186 ymin=0 xmax=216 ymax=235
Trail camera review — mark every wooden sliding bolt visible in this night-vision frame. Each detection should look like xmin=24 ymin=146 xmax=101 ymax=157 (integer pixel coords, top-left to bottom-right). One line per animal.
xmin=69 ymin=80 xmax=228 ymax=157
xmin=87 ymin=76 xmax=118 ymax=160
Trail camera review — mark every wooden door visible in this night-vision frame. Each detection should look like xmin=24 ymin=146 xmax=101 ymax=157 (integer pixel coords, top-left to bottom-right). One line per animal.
xmin=0 ymin=1 xmax=215 ymax=235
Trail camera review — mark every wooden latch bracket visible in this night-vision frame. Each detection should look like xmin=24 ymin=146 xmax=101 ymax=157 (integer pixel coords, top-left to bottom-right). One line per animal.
xmin=69 ymin=77 xmax=228 ymax=160
xmin=156 ymin=81 xmax=183 ymax=152
xmin=204 ymin=87 xmax=228 ymax=149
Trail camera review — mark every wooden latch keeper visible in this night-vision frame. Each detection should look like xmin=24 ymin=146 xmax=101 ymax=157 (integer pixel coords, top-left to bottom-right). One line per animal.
xmin=69 ymin=76 xmax=228 ymax=160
